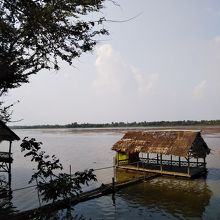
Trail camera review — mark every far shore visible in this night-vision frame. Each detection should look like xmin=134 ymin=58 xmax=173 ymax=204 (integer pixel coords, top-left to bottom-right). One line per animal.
xmin=12 ymin=125 xmax=220 ymax=135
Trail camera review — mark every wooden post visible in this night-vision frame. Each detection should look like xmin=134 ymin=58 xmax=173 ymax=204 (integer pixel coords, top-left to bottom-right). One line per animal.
xmin=8 ymin=141 xmax=12 ymax=184
xmin=114 ymin=164 xmax=116 ymax=180
xmin=203 ymin=157 xmax=206 ymax=168
xmin=179 ymin=156 xmax=181 ymax=167
xmin=160 ymin=154 xmax=162 ymax=172
xmin=157 ymin=154 xmax=159 ymax=164
xmin=112 ymin=177 xmax=115 ymax=193
xmin=69 ymin=165 xmax=72 ymax=176
xmin=147 ymin=153 xmax=149 ymax=163
xmin=113 ymin=156 xmax=117 ymax=166
xmin=8 ymin=165 xmax=12 ymax=194
xmin=197 ymin=158 xmax=198 ymax=167
xmin=170 ymin=155 xmax=172 ymax=167
xmin=9 ymin=141 xmax=12 ymax=159
xmin=187 ymin=157 xmax=190 ymax=175
xmin=112 ymin=177 xmax=116 ymax=205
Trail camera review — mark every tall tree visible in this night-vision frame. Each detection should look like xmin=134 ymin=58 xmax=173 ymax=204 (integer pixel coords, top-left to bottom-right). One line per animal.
xmin=0 ymin=0 xmax=109 ymax=121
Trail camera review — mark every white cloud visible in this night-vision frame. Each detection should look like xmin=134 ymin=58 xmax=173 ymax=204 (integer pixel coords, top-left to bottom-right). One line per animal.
xmin=214 ymin=36 xmax=220 ymax=44
xmin=132 ymin=66 xmax=159 ymax=95
xmin=192 ymin=80 xmax=207 ymax=98
xmin=92 ymin=44 xmax=126 ymax=94
xmin=92 ymin=44 xmax=159 ymax=96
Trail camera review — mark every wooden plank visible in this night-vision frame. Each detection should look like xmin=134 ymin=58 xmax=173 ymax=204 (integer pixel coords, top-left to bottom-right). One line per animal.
xmin=117 ymin=165 xmax=207 ymax=178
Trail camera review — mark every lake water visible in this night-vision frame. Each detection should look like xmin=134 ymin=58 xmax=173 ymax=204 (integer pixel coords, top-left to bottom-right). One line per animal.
xmin=1 ymin=128 xmax=220 ymax=219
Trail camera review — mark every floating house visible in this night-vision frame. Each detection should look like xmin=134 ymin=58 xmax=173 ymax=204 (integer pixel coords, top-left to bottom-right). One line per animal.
xmin=0 ymin=120 xmax=20 ymax=173
xmin=112 ymin=130 xmax=210 ymax=178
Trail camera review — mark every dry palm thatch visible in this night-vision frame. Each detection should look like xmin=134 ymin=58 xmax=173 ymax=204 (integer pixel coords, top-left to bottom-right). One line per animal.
xmin=112 ymin=130 xmax=210 ymax=158
xmin=0 ymin=120 xmax=20 ymax=142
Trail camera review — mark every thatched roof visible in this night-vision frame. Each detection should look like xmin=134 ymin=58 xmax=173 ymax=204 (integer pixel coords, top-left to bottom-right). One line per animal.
xmin=112 ymin=130 xmax=210 ymax=158
xmin=0 ymin=120 xmax=20 ymax=142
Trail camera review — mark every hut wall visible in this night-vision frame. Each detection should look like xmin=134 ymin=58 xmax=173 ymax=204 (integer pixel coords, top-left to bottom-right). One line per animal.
xmin=116 ymin=152 xmax=140 ymax=165
xmin=116 ymin=152 xmax=129 ymax=165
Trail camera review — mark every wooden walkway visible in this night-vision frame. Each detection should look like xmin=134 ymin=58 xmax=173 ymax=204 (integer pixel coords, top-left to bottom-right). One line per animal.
xmin=7 ymin=173 xmax=159 ymax=220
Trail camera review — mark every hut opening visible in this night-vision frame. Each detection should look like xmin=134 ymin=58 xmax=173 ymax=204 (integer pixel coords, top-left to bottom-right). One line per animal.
xmin=112 ymin=130 xmax=210 ymax=178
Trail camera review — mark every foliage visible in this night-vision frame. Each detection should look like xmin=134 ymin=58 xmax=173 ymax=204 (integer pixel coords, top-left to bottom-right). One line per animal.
xmin=0 ymin=175 xmax=15 ymax=217
xmin=0 ymin=0 xmax=110 ymax=122
xmin=20 ymin=137 xmax=97 ymax=202
xmin=0 ymin=101 xmax=13 ymax=123
xmin=0 ymin=0 xmax=108 ymax=95
xmin=0 ymin=99 xmax=20 ymax=123
xmin=0 ymin=175 xmax=8 ymax=197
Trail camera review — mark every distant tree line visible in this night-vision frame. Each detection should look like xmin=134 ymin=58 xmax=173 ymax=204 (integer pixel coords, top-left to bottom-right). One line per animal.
xmin=11 ymin=120 xmax=220 ymax=129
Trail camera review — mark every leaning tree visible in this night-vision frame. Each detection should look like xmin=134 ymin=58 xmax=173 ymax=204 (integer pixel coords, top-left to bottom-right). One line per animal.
xmin=0 ymin=1 xmax=114 ymax=212
xmin=0 ymin=0 xmax=110 ymax=121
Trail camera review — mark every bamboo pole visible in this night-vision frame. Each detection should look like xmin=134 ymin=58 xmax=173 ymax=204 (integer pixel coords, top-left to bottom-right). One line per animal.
xmin=69 ymin=165 xmax=72 ymax=176
xmin=69 ymin=165 xmax=72 ymax=208
xmin=9 ymin=141 xmax=12 ymax=159
xmin=8 ymin=141 xmax=12 ymax=186
xmin=112 ymin=177 xmax=115 ymax=193
xmin=187 ymin=155 xmax=190 ymax=175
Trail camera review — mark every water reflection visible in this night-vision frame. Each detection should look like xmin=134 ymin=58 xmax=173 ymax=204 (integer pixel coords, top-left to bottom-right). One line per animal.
xmin=118 ymin=172 xmax=212 ymax=218
xmin=65 ymin=169 xmax=214 ymax=220
xmin=115 ymin=168 xmax=144 ymax=183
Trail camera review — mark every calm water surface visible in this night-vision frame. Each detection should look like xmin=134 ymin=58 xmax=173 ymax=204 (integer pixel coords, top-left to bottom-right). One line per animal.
xmin=1 ymin=128 xmax=220 ymax=219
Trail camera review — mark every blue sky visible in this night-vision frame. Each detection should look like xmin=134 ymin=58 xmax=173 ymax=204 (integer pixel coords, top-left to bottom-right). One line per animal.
xmin=6 ymin=0 xmax=220 ymax=125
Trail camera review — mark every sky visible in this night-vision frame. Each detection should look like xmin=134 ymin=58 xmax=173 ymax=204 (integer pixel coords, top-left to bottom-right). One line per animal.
xmin=5 ymin=0 xmax=220 ymax=125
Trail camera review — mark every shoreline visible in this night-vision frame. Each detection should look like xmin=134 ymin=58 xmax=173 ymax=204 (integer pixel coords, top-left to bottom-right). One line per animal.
xmin=12 ymin=125 xmax=220 ymax=134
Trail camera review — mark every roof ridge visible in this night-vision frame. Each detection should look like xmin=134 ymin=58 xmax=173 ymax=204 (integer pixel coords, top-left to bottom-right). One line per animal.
xmin=140 ymin=129 xmax=201 ymax=132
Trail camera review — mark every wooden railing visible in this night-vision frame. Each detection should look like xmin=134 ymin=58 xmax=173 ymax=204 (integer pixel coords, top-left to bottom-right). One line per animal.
xmin=139 ymin=158 xmax=205 ymax=168
xmin=0 ymin=151 xmax=12 ymax=162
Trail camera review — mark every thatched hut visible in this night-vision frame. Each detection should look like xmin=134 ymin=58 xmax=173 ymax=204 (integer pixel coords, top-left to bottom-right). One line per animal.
xmin=112 ymin=130 xmax=210 ymax=178
xmin=0 ymin=120 xmax=20 ymax=165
